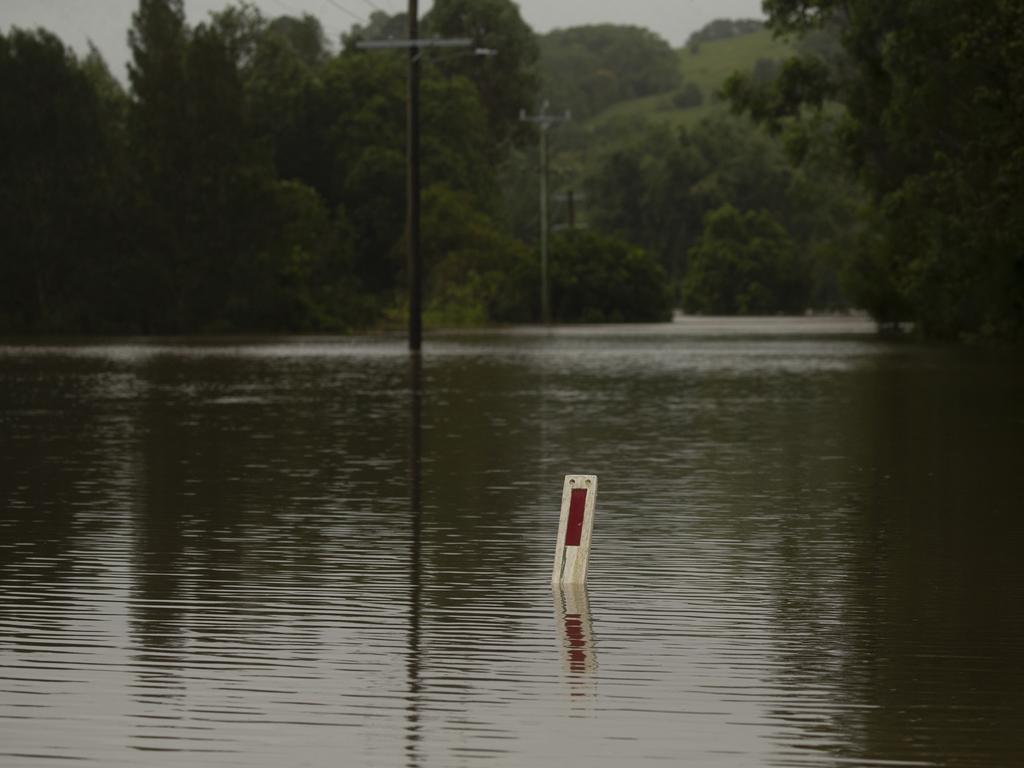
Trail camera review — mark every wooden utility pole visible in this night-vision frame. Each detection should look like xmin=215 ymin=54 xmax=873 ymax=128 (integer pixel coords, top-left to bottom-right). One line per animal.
xmin=407 ymin=0 xmax=421 ymax=352
xmin=357 ymin=20 xmax=473 ymax=352
xmin=519 ymin=102 xmax=570 ymax=325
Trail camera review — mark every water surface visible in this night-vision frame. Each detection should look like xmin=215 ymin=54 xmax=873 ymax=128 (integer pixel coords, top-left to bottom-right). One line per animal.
xmin=2 ymin=318 xmax=1023 ymax=766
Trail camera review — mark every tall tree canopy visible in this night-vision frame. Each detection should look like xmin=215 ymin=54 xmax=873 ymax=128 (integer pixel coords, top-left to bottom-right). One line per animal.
xmin=726 ymin=0 xmax=1024 ymax=339
xmin=423 ymin=0 xmax=540 ymax=149
xmin=1 ymin=1 xmax=554 ymax=333
xmin=0 ymin=29 xmax=120 ymax=331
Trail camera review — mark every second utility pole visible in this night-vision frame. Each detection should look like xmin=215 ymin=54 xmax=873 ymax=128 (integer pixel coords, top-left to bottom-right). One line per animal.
xmin=520 ymin=102 xmax=570 ymax=325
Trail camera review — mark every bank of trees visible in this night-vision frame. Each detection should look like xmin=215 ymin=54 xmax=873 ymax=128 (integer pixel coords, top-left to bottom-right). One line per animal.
xmin=582 ymin=115 xmax=861 ymax=313
xmin=2 ymin=2 xmax=1021 ymax=339
xmin=724 ymin=0 xmax=1024 ymax=340
xmin=0 ymin=1 xmax=559 ymax=332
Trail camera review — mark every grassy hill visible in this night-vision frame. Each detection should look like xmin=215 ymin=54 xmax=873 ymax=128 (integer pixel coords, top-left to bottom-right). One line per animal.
xmin=537 ymin=24 xmax=800 ymax=227
xmin=588 ymin=28 xmax=796 ymax=130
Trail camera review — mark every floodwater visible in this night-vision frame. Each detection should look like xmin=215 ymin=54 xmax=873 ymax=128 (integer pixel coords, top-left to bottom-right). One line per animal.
xmin=1 ymin=317 xmax=1023 ymax=767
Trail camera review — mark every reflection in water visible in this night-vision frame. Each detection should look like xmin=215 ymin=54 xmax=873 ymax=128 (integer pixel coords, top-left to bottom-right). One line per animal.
xmin=1 ymin=323 xmax=1023 ymax=766
xmin=406 ymin=353 xmax=423 ymax=768
xmin=553 ymin=583 xmax=597 ymax=697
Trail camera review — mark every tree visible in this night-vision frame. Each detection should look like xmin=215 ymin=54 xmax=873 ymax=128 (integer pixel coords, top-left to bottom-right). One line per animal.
xmin=687 ymin=18 xmax=764 ymax=46
xmin=538 ymin=25 xmax=681 ymax=120
xmin=424 ymin=0 xmax=540 ymax=150
xmin=585 ymin=115 xmax=858 ymax=304
xmin=125 ymin=1 xmax=352 ymax=332
xmin=265 ymin=13 xmax=328 ymax=68
xmin=342 ymin=10 xmax=407 ymax=49
xmin=311 ymin=48 xmax=497 ymax=300
xmin=226 ymin=179 xmax=366 ymax=331
xmin=548 ymin=229 xmax=673 ymax=323
xmin=672 ymin=82 xmax=704 ymax=109
xmin=244 ymin=14 xmax=326 ymax=191
xmin=682 ymin=204 xmax=808 ymax=315
xmin=0 ymin=29 xmax=118 ymax=331
xmin=729 ymin=0 xmax=1024 ymax=339
xmin=126 ymin=0 xmax=192 ymax=330
xmin=420 ymin=185 xmax=536 ymax=325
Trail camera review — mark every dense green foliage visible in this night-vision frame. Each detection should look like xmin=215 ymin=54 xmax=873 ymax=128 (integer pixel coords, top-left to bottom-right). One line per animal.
xmin=424 ymin=0 xmax=540 ymax=150
xmin=687 ymin=19 xmax=765 ymax=48
xmin=538 ymin=25 xmax=680 ymax=120
xmin=577 ymin=29 xmax=797 ymax=147
xmin=726 ymin=0 xmax=1024 ymax=340
xmin=420 ymin=185 xmax=536 ymax=326
xmin=3 ymin=3 xmax=1020 ymax=339
xmin=549 ymin=230 xmax=672 ymax=323
xmin=582 ymin=116 xmax=860 ymax=311
xmin=683 ymin=205 xmax=805 ymax=314
xmin=0 ymin=1 xmax=541 ymax=333
xmin=0 ymin=29 xmax=124 ymax=331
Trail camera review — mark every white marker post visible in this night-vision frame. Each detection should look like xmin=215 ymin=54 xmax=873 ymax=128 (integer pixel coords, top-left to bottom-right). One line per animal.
xmin=551 ymin=475 xmax=598 ymax=584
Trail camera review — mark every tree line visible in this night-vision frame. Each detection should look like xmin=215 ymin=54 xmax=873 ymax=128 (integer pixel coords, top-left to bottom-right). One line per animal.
xmin=2 ymin=1 xmax=1020 ymax=340
xmin=724 ymin=0 xmax=1024 ymax=340
xmin=0 ymin=0 xmax=674 ymax=333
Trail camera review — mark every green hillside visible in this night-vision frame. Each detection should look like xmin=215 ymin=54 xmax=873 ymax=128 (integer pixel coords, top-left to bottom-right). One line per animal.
xmin=589 ymin=28 xmax=796 ymax=130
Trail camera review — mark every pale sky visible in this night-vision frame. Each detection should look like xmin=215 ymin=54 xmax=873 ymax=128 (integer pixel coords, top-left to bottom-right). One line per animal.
xmin=1 ymin=0 xmax=764 ymax=79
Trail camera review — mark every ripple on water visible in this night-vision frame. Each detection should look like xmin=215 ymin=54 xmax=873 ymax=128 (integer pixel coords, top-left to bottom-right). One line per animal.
xmin=1 ymin=322 xmax=1023 ymax=766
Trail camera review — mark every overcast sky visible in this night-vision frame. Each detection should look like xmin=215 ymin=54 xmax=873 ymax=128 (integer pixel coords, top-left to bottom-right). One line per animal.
xmin=1 ymin=0 xmax=764 ymax=79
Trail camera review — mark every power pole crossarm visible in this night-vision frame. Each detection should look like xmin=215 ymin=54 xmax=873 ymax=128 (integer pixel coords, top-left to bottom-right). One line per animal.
xmin=356 ymin=37 xmax=472 ymax=49
xmin=356 ymin=23 xmax=476 ymax=352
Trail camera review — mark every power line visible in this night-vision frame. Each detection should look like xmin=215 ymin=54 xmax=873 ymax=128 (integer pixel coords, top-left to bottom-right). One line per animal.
xmin=355 ymin=0 xmax=389 ymax=15
xmin=321 ymin=0 xmax=366 ymax=24
xmin=520 ymin=101 xmax=571 ymax=326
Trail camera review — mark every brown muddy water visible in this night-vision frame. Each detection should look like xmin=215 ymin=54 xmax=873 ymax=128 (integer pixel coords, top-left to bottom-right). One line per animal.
xmin=1 ymin=317 xmax=1023 ymax=766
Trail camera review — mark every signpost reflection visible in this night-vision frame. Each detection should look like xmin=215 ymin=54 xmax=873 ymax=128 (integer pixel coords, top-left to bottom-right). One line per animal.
xmin=552 ymin=582 xmax=597 ymax=698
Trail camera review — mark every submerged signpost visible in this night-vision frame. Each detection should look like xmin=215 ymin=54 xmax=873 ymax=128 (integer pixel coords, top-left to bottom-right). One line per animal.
xmin=551 ymin=474 xmax=598 ymax=584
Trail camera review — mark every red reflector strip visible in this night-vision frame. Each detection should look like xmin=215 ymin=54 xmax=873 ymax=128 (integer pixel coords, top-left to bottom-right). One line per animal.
xmin=564 ymin=615 xmax=585 ymax=647
xmin=564 ymin=488 xmax=587 ymax=547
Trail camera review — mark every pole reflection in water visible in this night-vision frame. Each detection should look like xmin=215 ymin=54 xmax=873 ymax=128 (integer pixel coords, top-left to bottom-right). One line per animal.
xmin=553 ymin=582 xmax=597 ymax=700
xmin=406 ymin=352 xmax=424 ymax=768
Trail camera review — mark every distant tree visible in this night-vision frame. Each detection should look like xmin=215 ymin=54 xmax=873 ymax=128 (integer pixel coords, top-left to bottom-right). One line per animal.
xmin=265 ymin=13 xmax=328 ymax=66
xmin=126 ymin=0 xmax=192 ymax=330
xmin=538 ymin=25 xmax=680 ymax=120
xmin=227 ymin=179 xmax=366 ymax=331
xmin=125 ymin=1 xmax=354 ymax=332
xmin=244 ymin=14 xmax=327 ymax=191
xmin=549 ymin=229 xmax=673 ymax=323
xmin=682 ymin=204 xmax=808 ymax=315
xmin=424 ymin=0 xmax=540 ymax=150
xmin=0 ymin=29 xmax=120 ymax=331
xmin=587 ymin=118 xmax=809 ymax=285
xmin=686 ymin=19 xmax=764 ymax=46
xmin=721 ymin=55 xmax=832 ymax=136
xmin=752 ymin=57 xmax=781 ymax=84
xmin=311 ymin=49 xmax=497 ymax=299
xmin=420 ymin=185 xmax=536 ymax=325
xmin=672 ymin=82 xmax=704 ymax=108
xmin=730 ymin=0 xmax=1024 ymax=339
xmin=342 ymin=10 xmax=407 ymax=50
